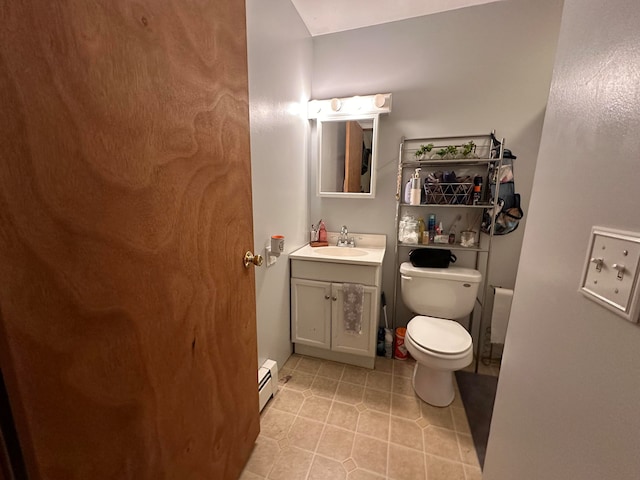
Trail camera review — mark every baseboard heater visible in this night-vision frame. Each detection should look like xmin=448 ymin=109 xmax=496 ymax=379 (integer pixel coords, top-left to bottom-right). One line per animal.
xmin=258 ymin=359 xmax=278 ymax=412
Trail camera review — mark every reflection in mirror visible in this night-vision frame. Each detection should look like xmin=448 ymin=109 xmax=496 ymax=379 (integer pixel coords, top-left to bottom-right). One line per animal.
xmin=319 ymin=117 xmax=376 ymax=195
xmin=309 ymin=93 xmax=392 ymax=199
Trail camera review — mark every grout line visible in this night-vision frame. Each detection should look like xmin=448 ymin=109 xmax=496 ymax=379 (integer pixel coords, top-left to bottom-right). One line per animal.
xmin=385 ymin=396 xmax=392 ymax=478
xmin=292 ymin=356 xmax=321 ymax=480
xmin=271 ymin=354 xmax=481 ymax=479
xmin=462 ymin=461 xmax=469 ymax=480
xmin=387 ymin=362 xmax=401 ymax=479
xmin=423 ymin=451 xmax=429 ymax=480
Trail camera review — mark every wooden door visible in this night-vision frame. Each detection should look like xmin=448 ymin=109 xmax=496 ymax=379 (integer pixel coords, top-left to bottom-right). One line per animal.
xmin=344 ymin=121 xmax=364 ymax=193
xmin=291 ymin=279 xmax=332 ymax=349
xmin=0 ymin=1 xmax=259 ymax=479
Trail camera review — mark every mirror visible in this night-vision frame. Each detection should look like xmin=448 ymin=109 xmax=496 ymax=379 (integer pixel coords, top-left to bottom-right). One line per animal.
xmin=318 ymin=114 xmax=379 ymax=198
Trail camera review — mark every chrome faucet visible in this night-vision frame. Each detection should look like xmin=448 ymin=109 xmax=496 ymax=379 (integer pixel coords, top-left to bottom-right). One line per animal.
xmin=337 ymin=225 xmax=356 ymax=247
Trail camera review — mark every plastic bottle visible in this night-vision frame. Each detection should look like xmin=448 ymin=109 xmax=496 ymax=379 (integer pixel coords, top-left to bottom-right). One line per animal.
xmin=417 ymin=217 xmax=426 ymax=245
xmin=318 ymin=220 xmax=327 ymax=242
xmin=404 ymin=180 xmax=412 ymax=204
xmin=394 ymin=327 xmax=408 ymax=360
xmin=428 ymin=214 xmax=436 ymax=243
xmin=377 ymin=327 xmax=385 ymax=356
xmin=384 ymin=328 xmax=393 ymax=359
xmin=473 ymin=176 xmax=483 ymax=205
xmin=427 ymin=214 xmax=436 ymax=231
xmin=410 ymin=168 xmax=421 ymax=205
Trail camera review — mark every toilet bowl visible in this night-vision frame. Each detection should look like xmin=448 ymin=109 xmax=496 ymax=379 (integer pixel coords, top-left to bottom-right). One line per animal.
xmin=405 ymin=316 xmax=473 ymax=406
xmin=399 ymin=262 xmax=481 ymax=407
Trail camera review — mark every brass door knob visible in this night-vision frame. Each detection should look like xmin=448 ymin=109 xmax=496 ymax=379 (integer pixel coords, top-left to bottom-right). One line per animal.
xmin=244 ymin=251 xmax=264 ymax=268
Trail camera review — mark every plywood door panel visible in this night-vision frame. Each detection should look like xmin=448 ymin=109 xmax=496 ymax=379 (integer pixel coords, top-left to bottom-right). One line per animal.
xmin=344 ymin=121 xmax=364 ymax=193
xmin=0 ymin=1 xmax=259 ymax=479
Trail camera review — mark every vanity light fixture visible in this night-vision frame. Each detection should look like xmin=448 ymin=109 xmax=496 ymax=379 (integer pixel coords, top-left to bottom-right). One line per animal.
xmin=309 ymin=100 xmax=322 ymax=114
xmin=307 ymin=93 xmax=392 ymax=119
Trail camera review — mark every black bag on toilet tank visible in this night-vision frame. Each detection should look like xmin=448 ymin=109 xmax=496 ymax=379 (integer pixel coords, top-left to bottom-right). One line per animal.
xmin=409 ymin=248 xmax=457 ymax=268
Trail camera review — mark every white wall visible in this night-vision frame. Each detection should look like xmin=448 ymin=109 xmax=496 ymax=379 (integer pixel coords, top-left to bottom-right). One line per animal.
xmin=484 ymin=0 xmax=640 ymax=478
xmin=246 ymin=0 xmax=312 ymax=368
xmin=310 ymin=0 xmax=563 ymax=330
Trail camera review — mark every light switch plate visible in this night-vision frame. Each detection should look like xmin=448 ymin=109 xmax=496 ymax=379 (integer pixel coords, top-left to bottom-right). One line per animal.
xmin=580 ymin=226 xmax=640 ymax=323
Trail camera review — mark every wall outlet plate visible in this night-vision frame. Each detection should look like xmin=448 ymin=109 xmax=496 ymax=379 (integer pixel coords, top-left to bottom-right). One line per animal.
xmin=579 ymin=226 xmax=640 ymax=323
xmin=265 ymin=245 xmax=278 ymax=267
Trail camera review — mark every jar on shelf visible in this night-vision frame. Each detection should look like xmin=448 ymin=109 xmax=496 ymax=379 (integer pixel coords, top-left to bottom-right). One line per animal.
xmin=398 ymin=215 xmax=419 ymax=244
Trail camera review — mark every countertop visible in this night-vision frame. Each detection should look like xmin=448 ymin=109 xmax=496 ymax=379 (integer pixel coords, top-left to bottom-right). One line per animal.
xmin=290 ymin=233 xmax=386 ymax=266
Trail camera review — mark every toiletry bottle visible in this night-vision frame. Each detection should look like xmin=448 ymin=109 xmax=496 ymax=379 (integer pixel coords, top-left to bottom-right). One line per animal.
xmin=428 ymin=214 xmax=436 ymax=243
xmin=404 ymin=179 xmax=412 ymax=204
xmin=384 ymin=329 xmax=393 ymax=359
xmin=473 ymin=175 xmax=483 ymax=205
xmin=417 ymin=217 xmax=425 ymax=245
xmin=410 ymin=168 xmax=422 ymax=205
xmin=318 ymin=220 xmax=327 ymax=242
xmin=377 ymin=327 xmax=385 ymax=356
xmin=448 ymin=224 xmax=456 ymax=244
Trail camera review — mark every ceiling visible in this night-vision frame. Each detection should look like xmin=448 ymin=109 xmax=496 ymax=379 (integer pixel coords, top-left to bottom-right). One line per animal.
xmin=290 ymin=0 xmax=504 ymax=36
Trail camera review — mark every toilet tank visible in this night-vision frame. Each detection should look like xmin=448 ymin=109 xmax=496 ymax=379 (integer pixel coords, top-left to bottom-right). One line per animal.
xmin=400 ymin=262 xmax=482 ymax=319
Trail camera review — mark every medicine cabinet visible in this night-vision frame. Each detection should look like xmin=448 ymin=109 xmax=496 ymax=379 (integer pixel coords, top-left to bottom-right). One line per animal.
xmin=308 ymin=93 xmax=392 ymax=199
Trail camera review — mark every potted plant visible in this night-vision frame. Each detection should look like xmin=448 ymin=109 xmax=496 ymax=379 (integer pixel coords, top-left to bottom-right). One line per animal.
xmin=414 ymin=143 xmax=434 ymax=160
xmin=462 ymin=141 xmax=478 ymax=158
xmin=445 ymin=145 xmax=458 ymax=159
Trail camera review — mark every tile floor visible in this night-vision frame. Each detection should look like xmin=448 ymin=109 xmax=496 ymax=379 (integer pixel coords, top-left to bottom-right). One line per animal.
xmin=241 ymin=354 xmax=484 ymax=480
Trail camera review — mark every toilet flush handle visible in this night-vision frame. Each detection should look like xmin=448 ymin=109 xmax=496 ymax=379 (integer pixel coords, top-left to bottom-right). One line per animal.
xmin=401 ymin=275 xmax=412 ymax=281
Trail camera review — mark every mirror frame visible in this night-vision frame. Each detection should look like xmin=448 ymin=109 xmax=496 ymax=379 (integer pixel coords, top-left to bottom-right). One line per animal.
xmin=317 ymin=114 xmax=379 ymax=198
xmin=308 ymin=93 xmax=392 ymax=199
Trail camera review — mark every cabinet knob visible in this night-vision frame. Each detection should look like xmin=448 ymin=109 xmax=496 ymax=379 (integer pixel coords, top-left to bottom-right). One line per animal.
xmin=324 ymin=295 xmax=330 ymax=300
xmin=332 ymin=296 xmax=337 ymax=301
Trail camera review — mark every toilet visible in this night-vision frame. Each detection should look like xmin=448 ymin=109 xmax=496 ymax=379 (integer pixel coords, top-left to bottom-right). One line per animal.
xmin=399 ymin=262 xmax=482 ymax=407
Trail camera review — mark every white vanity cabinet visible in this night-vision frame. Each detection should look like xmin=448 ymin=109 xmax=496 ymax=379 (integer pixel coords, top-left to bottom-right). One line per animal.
xmin=289 ymin=235 xmax=386 ymax=369
xmin=291 ymin=279 xmax=378 ymax=357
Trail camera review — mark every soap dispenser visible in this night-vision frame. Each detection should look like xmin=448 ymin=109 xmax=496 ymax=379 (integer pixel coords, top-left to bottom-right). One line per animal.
xmin=318 ymin=220 xmax=327 ymax=243
xmin=410 ymin=168 xmax=422 ymax=205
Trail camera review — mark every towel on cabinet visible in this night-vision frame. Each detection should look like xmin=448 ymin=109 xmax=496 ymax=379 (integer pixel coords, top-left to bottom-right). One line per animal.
xmin=343 ymin=283 xmax=364 ymax=335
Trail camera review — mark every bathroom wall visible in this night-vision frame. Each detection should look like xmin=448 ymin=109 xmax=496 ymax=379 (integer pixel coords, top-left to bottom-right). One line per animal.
xmin=246 ymin=0 xmax=312 ymax=368
xmin=484 ymin=0 xmax=640 ymax=478
xmin=310 ymin=0 xmax=563 ymax=328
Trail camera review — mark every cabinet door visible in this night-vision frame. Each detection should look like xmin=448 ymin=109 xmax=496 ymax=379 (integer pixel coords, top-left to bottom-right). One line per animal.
xmin=291 ymin=279 xmax=332 ymax=349
xmin=331 ymin=284 xmax=379 ymax=357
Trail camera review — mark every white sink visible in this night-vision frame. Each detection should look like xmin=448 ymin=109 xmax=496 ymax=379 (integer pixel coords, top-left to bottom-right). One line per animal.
xmin=315 ymin=247 xmax=368 ymax=257
xmin=290 ymin=233 xmax=386 ymax=266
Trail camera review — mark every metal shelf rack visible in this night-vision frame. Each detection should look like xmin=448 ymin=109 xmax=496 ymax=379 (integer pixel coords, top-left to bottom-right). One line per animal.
xmin=392 ymin=132 xmax=504 ymax=373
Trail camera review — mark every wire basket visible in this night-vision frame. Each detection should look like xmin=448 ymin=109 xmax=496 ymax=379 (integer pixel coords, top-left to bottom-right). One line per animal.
xmin=424 ymin=182 xmax=473 ymax=205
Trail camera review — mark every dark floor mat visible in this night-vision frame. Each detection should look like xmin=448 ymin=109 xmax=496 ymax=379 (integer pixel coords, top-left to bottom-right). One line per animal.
xmin=454 ymin=370 xmax=498 ymax=468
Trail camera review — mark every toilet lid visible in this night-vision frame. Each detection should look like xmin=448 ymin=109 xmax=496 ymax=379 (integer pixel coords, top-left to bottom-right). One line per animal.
xmin=407 ymin=316 xmax=472 ymax=355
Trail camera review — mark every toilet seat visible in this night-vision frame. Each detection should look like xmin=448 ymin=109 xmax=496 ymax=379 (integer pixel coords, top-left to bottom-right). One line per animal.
xmin=407 ymin=316 xmax=472 ymax=357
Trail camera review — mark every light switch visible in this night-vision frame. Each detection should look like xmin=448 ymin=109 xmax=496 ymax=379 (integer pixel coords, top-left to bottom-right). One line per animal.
xmin=580 ymin=226 xmax=640 ymax=323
